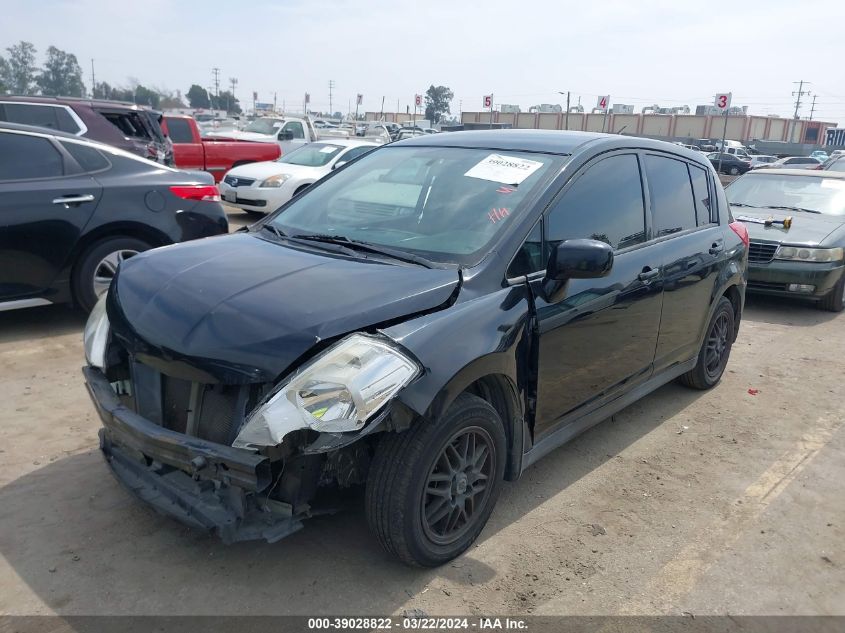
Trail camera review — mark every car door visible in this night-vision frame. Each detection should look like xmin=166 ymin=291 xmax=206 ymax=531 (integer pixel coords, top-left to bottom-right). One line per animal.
xmin=0 ymin=131 xmax=102 ymax=300
xmin=530 ymin=152 xmax=664 ymax=440
xmin=277 ymin=121 xmax=307 ymax=154
xmin=643 ymin=154 xmax=725 ymax=370
xmin=163 ymin=116 xmax=204 ymax=171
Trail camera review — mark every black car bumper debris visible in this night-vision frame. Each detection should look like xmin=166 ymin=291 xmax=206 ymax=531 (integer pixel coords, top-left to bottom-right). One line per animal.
xmin=84 ymin=366 xmax=303 ymax=543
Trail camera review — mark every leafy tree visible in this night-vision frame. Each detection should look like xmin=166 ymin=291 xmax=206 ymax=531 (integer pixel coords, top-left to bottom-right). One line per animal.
xmin=210 ymin=90 xmax=241 ymax=114
xmin=0 ymin=56 xmax=9 ymax=93
xmin=424 ymin=85 xmax=454 ymax=123
xmin=187 ymin=84 xmax=210 ymax=108
xmin=156 ymin=88 xmax=185 ymax=109
xmin=37 ymin=46 xmax=85 ymax=97
xmin=4 ymin=41 xmax=38 ymax=94
xmin=132 ymin=85 xmax=160 ymax=108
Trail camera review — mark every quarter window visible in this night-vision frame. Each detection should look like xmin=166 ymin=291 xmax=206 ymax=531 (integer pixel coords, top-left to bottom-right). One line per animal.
xmin=644 ymin=155 xmax=697 ymax=236
xmin=61 ymin=141 xmax=110 ymax=172
xmin=688 ymin=164 xmax=713 ymax=225
xmin=55 ymin=107 xmax=82 ymax=134
xmin=547 ymin=154 xmax=646 ymax=251
xmin=0 ymin=132 xmax=64 ymax=180
xmin=507 ymin=220 xmax=544 ymax=277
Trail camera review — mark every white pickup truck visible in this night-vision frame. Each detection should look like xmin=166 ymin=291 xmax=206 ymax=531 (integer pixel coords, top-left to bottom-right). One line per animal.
xmin=207 ymin=116 xmax=390 ymax=154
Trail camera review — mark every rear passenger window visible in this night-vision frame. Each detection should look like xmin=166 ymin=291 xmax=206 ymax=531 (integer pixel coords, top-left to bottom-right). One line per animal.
xmin=0 ymin=132 xmax=64 ymax=180
xmin=1 ymin=103 xmax=58 ymax=129
xmin=165 ymin=118 xmax=194 ymax=143
xmin=547 ymin=154 xmax=646 ymax=251
xmin=61 ymin=141 xmax=110 ymax=172
xmin=644 ymin=155 xmax=697 ymax=236
xmin=688 ymin=164 xmax=713 ymax=225
xmin=55 ymin=107 xmax=82 ymax=134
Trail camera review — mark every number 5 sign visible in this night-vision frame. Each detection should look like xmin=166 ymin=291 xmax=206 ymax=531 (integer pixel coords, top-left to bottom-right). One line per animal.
xmin=483 ymin=95 xmax=493 ymax=109
xmin=714 ymin=92 xmax=732 ymax=111
xmin=596 ymin=95 xmax=609 ymax=112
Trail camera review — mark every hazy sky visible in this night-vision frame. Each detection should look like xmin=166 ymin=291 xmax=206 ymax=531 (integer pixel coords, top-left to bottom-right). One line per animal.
xmin=3 ymin=0 xmax=844 ymax=124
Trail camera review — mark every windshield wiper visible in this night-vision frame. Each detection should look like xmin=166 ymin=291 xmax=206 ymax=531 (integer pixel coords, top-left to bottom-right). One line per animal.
xmin=764 ymin=205 xmax=821 ymax=214
xmin=730 ymin=202 xmax=759 ymax=208
xmin=260 ymin=223 xmax=287 ymax=239
xmin=289 ymin=234 xmax=436 ymax=268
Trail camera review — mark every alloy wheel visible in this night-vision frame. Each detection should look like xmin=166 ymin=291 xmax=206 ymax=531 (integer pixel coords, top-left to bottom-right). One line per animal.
xmin=421 ymin=426 xmax=495 ymax=545
xmin=92 ymin=249 xmax=138 ymax=297
xmin=705 ymin=312 xmax=731 ymax=379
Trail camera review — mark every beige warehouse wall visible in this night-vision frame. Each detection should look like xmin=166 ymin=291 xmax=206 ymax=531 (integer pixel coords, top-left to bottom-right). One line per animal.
xmin=674 ymin=116 xmax=706 ymax=138
xmin=563 ymin=113 xmax=584 ymax=130
xmin=498 ymin=112 xmax=516 ymax=127
xmin=538 ymin=113 xmax=560 ymax=130
xmin=611 ymin=114 xmax=638 ymax=134
xmin=585 ymin=113 xmax=606 ymax=132
xmin=767 ymin=119 xmax=786 ymax=140
xmin=748 ymin=117 xmax=768 ymax=139
xmin=642 ymin=115 xmax=671 ymax=136
xmin=515 ymin=113 xmax=538 ymax=129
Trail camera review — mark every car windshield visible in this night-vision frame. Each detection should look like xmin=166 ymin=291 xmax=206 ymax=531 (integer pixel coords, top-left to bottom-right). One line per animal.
xmin=243 ymin=118 xmax=283 ymax=134
xmin=267 ymin=145 xmax=564 ymax=265
xmin=278 ymin=143 xmax=343 ymax=167
xmin=727 ymin=174 xmax=845 ymax=216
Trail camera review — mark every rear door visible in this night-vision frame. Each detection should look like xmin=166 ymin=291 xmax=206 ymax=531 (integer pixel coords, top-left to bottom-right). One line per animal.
xmin=0 ymin=131 xmax=102 ymax=300
xmin=645 ymin=154 xmax=725 ymax=370
xmin=531 ymin=152 xmax=664 ymax=439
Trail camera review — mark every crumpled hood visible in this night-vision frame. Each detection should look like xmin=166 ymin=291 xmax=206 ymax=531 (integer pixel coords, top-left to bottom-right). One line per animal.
xmin=732 ymin=207 xmax=844 ymax=245
xmin=109 ymin=233 xmax=459 ymax=383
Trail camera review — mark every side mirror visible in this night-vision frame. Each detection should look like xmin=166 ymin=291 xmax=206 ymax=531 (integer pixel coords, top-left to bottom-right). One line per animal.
xmin=332 ymin=161 xmax=347 ymax=170
xmin=278 ymin=130 xmax=294 ymax=141
xmin=543 ymin=239 xmax=613 ymax=303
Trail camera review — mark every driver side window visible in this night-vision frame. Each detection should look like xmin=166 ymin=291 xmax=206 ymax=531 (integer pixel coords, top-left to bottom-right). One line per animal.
xmin=284 ymin=121 xmax=305 ymax=139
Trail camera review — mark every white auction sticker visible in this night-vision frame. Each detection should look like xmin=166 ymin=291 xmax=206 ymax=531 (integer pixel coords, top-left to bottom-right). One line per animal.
xmin=319 ymin=146 xmax=339 ymax=153
xmin=464 ymin=154 xmax=543 ymax=185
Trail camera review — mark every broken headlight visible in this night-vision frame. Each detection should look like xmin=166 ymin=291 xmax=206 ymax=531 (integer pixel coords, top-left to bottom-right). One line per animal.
xmin=83 ymin=293 xmax=110 ymax=369
xmin=232 ymin=334 xmax=420 ymax=449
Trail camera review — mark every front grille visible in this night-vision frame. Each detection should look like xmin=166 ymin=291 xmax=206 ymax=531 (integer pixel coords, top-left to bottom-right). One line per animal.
xmin=748 ymin=240 xmax=778 ymax=264
xmin=224 ymin=175 xmax=255 ymax=187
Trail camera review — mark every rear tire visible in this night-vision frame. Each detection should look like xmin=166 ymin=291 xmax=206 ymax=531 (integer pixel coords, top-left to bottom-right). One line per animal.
xmin=72 ymin=236 xmax=152 ymax=312
xmin=679 ymin=296 xmax=735 ymax=390
xmin=729 ymin=166 xmax=740 ymax=175
xmin=365 ymin=393 xmax=506 ymax=567
xmin=818 ymin=276 xmax=845 ymax=312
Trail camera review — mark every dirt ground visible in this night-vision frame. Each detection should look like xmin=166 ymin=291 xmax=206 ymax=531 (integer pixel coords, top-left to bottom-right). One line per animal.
xmin=0 ymin=208 xmax=843 ymax=616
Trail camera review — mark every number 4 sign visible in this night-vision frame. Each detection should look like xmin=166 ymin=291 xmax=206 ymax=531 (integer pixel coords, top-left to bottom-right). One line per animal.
xmin=714 ymin=92 xmax=732 ymax=111
xmin=596 ymin=95 xmax=609 ymax=111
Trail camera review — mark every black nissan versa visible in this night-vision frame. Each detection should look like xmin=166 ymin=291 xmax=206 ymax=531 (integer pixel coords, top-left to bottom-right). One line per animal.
xmin=83 ymin=130 xmax=748 ymax=566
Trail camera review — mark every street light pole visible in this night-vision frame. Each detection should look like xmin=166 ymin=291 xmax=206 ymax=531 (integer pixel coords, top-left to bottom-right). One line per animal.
xmin=558 ymin=91 xmax=570 ymax=131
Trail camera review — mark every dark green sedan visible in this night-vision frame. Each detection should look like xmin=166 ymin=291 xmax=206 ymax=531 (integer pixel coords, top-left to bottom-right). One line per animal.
xmin=726 ymin=169 xmax=845 ymax=311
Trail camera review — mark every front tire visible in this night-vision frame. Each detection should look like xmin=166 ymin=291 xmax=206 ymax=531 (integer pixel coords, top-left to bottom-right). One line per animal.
xmin=679 ymin=296 xmax=735 ymax=390
xmin=366 ymin=393 xmax=506 ymax=567
xmin=72 ymin=236 xmax=151 ymax=312
xmin=729 ymin=166 xmax=740 ymax=175
xmin=818 ymin=276 xmax=845 ymax=312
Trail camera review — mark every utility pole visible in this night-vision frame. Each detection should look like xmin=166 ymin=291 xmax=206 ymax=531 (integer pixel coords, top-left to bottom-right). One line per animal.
xmin=809 ymin=94 xmax=818 ymax=122
xmin=790 ymin=80 xmax=810 ymax=142
xmin=211 ymin=68 xmax=221 ymax=111
xmin=559 ymin=91 xmax=570 ymax=130
xmin=228 ymin=77 xmax=237 ymax=113
xmin=328 ymin=79 xmax=335 ymax=117
xmin=90 ymin=58 xmax=96 ymax=98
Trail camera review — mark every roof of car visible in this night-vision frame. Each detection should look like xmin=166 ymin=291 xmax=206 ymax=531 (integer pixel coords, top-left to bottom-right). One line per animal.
xmin=0 ymin=94 xmax=153 ymax=112
xmin=0 ymin=120 xmax=85 ymax=139
xmin=315 ymin=138 xmax=379 ymax=147
xmin=391 ymin=129 xmax=709 ymax=161
xmin=744 ymin=168 xmax=845 ymax=179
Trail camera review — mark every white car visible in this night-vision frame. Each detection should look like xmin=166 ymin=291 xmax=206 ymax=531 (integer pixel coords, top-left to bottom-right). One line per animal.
xmin=218 ymin=139 xmax=378 ymax=214
xmin=748 ymin=155 xmax=778 ymax=169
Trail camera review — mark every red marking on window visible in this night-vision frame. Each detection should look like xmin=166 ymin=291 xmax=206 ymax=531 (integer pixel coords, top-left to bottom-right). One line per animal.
xmin=488 ymin=207 xmax=511 ymax=223
xmin=496 ymin=186 xmax=515 ymax=194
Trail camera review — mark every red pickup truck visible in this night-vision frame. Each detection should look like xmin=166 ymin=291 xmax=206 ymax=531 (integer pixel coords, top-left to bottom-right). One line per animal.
xmin=161 ymin=115 xmax=281 ymax=182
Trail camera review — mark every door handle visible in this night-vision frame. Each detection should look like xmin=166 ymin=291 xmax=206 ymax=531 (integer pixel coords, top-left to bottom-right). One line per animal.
xmin=638 ymin=267 xmax=660 ymax=282
xmin=52 ymin=194 xmax=95 ymax=206
xmin=709 ymin=239 xmax=725 ymax=255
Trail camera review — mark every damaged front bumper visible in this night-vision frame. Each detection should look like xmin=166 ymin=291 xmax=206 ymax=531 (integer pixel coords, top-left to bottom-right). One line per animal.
xmin=84 ymin=366 xmax=304 ymax=543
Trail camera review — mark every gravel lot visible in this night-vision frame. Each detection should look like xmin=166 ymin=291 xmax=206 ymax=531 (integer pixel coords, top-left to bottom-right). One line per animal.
xmin=0 ymin=207 xmax=843 ymax=616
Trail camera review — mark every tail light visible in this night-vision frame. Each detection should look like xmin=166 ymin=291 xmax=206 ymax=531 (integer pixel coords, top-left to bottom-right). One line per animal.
xmin=169 ymin=185 xmax=221 ymax=202
xmin=729 ymin=221 xmax=750 ymax=249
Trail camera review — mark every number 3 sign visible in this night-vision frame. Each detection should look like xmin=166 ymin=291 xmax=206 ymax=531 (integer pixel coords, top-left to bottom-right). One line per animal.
xmin=714 ymin=92 xmax=732 ymax=111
